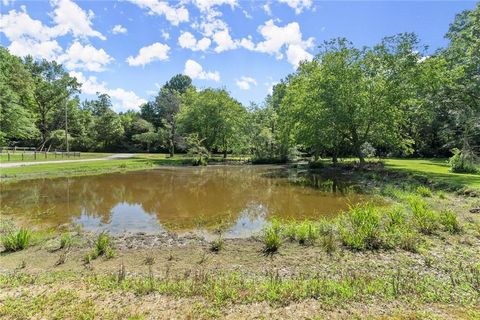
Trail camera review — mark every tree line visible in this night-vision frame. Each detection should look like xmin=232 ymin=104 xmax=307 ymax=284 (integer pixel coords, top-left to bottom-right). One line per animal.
xmin=0 ymin=4 xmax=478 ymax=167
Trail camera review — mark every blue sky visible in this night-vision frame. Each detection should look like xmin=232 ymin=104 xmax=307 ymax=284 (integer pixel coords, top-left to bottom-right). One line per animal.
xmin=0 ymin=0 xmax=477 ymax=112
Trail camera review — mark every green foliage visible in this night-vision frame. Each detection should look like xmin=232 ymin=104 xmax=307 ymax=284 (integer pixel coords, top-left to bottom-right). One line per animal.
xmin=449 ymin=148 xmax=478 ymax=174
xmin=185 ymin=133 xmax=209 ymax=166
xmin=1 ymin=228 xmax=31 ymax=252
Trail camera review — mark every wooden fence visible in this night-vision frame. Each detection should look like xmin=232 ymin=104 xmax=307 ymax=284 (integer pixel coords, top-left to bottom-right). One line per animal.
xmin=0 ymin=147 xmax=80 ymax=161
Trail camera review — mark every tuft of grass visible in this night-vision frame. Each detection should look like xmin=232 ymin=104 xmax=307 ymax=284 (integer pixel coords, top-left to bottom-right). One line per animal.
xmin=1 ymin=228 xmax=32 ymax=252
xmin=59 ymin=232 xmax=73 ymax=249
xmin=439 ymin=209 xmax=462 ymax=234
xmin=209 ymin=237 xmax=224 ymax=253
xmin=262 ymin=222 xmax=281 ymax=254
xmin=295 ymin=221 xmax=319 ymax=246
xmin=339 ymin=204 xmax=382 ymax=250
xmin=408 ymin=196 xmax=440 ymax=235
xmin=84 ymin=232 xmax=115 ymax=263
xmin=416 ymin=186 xmax=433 ymax=197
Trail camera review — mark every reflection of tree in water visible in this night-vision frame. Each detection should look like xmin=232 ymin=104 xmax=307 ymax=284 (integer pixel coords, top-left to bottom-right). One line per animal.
xmin=1 ymin=166 xmax=367 ymax=233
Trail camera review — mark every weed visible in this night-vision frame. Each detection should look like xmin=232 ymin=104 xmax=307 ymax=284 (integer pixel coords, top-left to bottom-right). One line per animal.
xmin=209 ymin=237 xmax=224 ymax=252
xmin=296 ymin=221 xmax=319 ymax=245
xmin=84 ymin=232 xmax=115 ymax=262
xmin=440 ymin=209 xmax=462 ymax=234
xmin=1 ymin=228 xmax=32 ymax=252
xmin=320 ymin=229 xmax=337 ymax=255
xmin=262 ymin=223 xmax=281 ymax=254
xmin=339 ymin=204 xmax=382 ymax=250
xmin=144 ymin=256 xmax=155 ymax=266
xmin=437 ymin=191 xmax=447 ymax=199
xmin=408 ymin=196 xmax=440 ymax=235
xmin=416 ymin=186 xmax=432 ymax=197
xmin=59 ymin=232 xmax=73 ymax=249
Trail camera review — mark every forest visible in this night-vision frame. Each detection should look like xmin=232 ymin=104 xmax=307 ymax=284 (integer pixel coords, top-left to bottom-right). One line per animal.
xmin=1 ymin=4 xmax=479 ymax=172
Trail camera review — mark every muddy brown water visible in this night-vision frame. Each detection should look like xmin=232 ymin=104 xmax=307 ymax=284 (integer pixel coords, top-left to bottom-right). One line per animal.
xmin=0 ymin=165 xmax=370 ymax=237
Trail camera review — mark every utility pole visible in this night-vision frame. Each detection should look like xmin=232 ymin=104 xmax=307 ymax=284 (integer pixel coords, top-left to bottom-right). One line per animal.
xmin=65 ymin=99 xmax=69 ymax=153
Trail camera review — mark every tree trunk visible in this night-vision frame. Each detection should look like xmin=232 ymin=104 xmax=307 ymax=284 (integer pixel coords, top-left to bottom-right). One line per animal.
xmin=223 ymin=149 xmax=227 ymax=159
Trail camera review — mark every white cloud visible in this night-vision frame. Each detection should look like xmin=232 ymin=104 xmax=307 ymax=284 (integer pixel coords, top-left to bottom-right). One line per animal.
xmin=178 ymin=31 xmax=211 ymax=51
xmin=286 ymin=44 xmax=313 ymax=68
xmin=161 ymin=30 xmax=170 ymax=40
xmin=59 ymin=42 xmax=113 ymax=72
xmin=127 ymin=42 xmax=170 ymax=66
xmin=192 ymin=0 xmax=237 ymax=13
xmin=128 ymin=0 xmax=189 ymax=26
xmin=262 ymin=3 xmax=272 ymax=15
xmin=236 ymin=76 xmax=257 ymax=90
xmin=184 ymin=59 xmax=219 ymax=81
xmin=0 ymin=7 xmax=57 ymax=41
xmin=70 ymin=71 xmax=147 ymax=112
xmin=112 ymin=24 xmax=127 ymax=34
xmin=51 ymin=0 xmax=106 ymax=40
xmin=212 ymin=29 xmax=237 ymax=53
xmin=2 ymin=0 xmax=15 ymax=6
xmin=8 ymin=38 xmax=62 ymax=60
xmin=253 ymin=19 xmax=314 ymax=67
xmin=279 ymin=0 xmax=313 ymax=14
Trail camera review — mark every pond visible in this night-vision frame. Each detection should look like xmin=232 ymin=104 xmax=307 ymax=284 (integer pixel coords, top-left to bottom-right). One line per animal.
xmin=0 ymin=165 xmax=370 ymax=237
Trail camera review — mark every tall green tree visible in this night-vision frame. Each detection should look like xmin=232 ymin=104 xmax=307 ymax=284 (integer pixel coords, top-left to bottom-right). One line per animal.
xmin=24 ymin=57 xmax=80 ymax=149
xmin=0 ymin=48 xmax=38 ymax=145
xmin=178 ymin=88 xmax=247 ymax=157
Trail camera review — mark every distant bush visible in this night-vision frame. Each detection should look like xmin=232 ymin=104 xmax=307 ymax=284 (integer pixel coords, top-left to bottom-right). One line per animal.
xmin=448 ymin=148 xmax=478 ymax=174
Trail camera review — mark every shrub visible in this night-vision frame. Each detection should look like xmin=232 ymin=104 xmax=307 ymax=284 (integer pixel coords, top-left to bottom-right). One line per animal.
xmin=439 ymin=210 xmax=462 ymax=234
xmin=416 ymin=186 xmax=432 ymax=197
xmin=1 ymin=228 xmax=31 ymax=252
xmin=408 ymin=196 xmax=440 ymax=235
xmin=339 ymin=204 xmax=382 ymax=250
xmin=262 ymin=223 xmax=281 ymax=254
xmin=448 ymin=148 xmax=478 ymax=173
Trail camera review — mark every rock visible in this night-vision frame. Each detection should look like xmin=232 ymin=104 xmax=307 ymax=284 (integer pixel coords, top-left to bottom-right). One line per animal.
xmin=469 ymin=208 xmax=480 ymax=214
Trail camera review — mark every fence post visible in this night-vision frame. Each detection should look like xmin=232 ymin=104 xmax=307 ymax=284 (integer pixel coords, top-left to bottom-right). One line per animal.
xmin=22 ymin=152 xmax=24 ymax=161
xmin=34 ymin=151 xmax=36 ymax=160
xmin=7 ymin=152 xmax=10 ymax=161
xmin=45 ymin=151 xmax=47 ymax=159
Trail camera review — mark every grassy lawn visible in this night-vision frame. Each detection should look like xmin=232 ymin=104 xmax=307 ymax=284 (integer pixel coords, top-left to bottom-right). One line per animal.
xmin=0 ymin=152 xmax=113 ymax=163
xmin=0 ymin=153 xmax=192 ymax=182
xmin=384 ymin=158 xmax=480 ymax=191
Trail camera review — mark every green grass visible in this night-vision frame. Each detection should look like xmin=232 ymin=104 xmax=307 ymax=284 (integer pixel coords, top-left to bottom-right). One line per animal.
xmin=384 ymin=158 xmax=480 ymax=191
xmin=0 ymin=153 xmax=194 ymax=183
xmin=84 ymin=232 xmax=115 ymax=263
xmin=1 ymin=228 xmax=32 ymax=252
xmin=262 ymin=221 xmax=282 ymax=254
